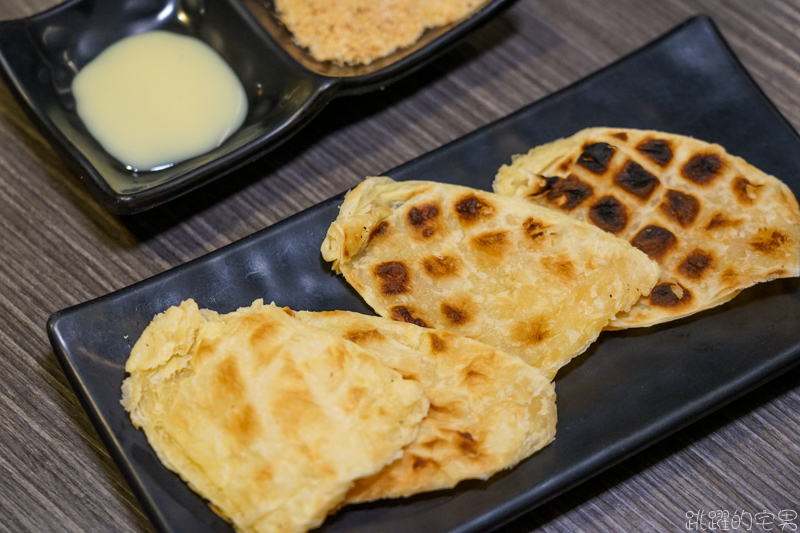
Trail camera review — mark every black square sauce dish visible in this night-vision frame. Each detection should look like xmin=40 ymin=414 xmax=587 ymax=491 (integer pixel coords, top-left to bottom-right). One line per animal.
xmin=0 ymin=0 xmax=515 ymax=214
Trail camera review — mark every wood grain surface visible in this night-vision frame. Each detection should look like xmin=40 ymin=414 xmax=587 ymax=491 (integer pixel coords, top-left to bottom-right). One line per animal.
xmin=1 ymin=1 xmax=799 ymax=532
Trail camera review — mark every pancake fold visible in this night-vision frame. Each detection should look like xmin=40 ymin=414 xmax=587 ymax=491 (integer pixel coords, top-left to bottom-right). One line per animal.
xmin=293 ymin=309 xmax=557 ymax=502
xmin=322 ymin=177 xmax=660 ymax=379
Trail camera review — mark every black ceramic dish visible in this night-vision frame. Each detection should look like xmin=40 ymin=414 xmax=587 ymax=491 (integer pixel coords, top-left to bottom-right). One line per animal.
xmin=0 ymin=0 xmax=514 ymax=214
xmin=48 ymin=16 xmax=800 ymax=533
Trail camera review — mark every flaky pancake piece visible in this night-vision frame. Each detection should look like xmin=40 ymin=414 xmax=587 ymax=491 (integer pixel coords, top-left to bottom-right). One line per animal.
xmin=274 ymin=0 xmax=484 ymax=65
xmin=493 ymin=127 xmax=800 ymax=329
xmin=292 ymin=309 xmax=556 ymax=502
xmin=121 ymin=299 xmax=428 ymax=533
xmin=321 ymin=177 xmax=659 ymax=380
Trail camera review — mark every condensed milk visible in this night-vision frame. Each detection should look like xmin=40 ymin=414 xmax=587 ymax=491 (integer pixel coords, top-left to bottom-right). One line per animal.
xmin=72 ymin=31 xmax=248 ymax=171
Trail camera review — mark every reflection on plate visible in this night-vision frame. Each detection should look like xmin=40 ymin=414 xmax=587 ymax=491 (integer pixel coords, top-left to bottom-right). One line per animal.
xmin=47 ymin=16 xmax=800 ymax=533
xmin=0 ymin=0 xmax=515 ymax=214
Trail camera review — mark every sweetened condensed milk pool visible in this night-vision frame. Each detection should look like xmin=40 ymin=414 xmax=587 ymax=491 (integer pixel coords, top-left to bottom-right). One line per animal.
xmin=72 ymin=31 xmax=247 ymax=171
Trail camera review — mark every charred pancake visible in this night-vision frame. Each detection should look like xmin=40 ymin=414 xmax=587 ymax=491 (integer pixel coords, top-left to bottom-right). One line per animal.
xmin=293 ymin=309 xmax=556 ymax=502
xmin=493 ymin=127 xmax=800 ymax=328
xmin=321 ymin=177 xmax=659 ymax=380
xmin=121 ymin=299 xmax=428 ymax=533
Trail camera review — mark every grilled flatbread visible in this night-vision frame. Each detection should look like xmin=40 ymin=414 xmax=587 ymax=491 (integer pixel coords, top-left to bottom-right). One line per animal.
xmin=321 ymin=177 xmax=659 ymax=379
xmin=293 ymin=309 xmax=556 ymax=502
xmin=493 ymin=127 xmax=800 ymax=328
xmin=121 ymin=299 xmax=428 ymax=533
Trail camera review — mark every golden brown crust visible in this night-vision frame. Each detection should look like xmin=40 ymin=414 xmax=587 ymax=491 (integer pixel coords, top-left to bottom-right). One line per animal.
xmin=321 ymin=177 xmax=659 ymax=380
xmin=274 ymin=0 xmax=485 ymax=65
xmin=122 ymin=299 xmax=427 ymax=533
xmin=493 ymin=127 xmax=800 ymax=329
xmin=294 ymin=310 xmax=557 ymax=502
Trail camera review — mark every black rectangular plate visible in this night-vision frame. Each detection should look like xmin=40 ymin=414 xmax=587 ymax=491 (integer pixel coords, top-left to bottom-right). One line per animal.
xmin=47 ymin=15 xmax=800 ymax=533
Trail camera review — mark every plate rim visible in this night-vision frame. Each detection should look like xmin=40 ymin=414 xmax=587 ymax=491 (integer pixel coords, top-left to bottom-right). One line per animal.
xmin=46 ymin=13 xmax=800 ymax=533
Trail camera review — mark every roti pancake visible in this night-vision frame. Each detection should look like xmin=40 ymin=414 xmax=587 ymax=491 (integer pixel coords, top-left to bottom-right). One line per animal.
xmin=321 ymin=177 xmax=659 ymax=380
xmin=293 ymin=309 xmax=556 ymax=502
xmin=121 ymin=299 xmax=428 ymax=533
xmin=493 ymin=127 xmax=800 ymax=328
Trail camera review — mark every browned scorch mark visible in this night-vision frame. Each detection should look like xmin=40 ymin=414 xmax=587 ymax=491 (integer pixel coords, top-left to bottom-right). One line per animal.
xmin=368 ymin=220 xmax=390 ymax=242
xmin=215 ymin=357 xmax=245 ymax=399
xmin=636 ymin=138 xmax=673 ymax=167
xmin=421 ymin=438 xmax=445 ymax=449
xmin=456 ymin=431 xmax=479 ymax=457
xmin=648 ymin=282 xmax=692 ymax=307
xmin=407 ymin=203 xmax=440 ymax=238
xmin=215 ymin=358 xmax=263 ymax=443
xmin=421 ymin=255 xmax=460 ymax=278
xmin=194 ymin=337 xmax=219 ymax=365
xmin=522 ymin=217 xmax=550 ymax=240
xmin=398 ymin=371 xmax=419 ymax=382
xmin=660 ymin=189 xmax=700 ymax=228
xmin=614 ymin=161 xmax=660 ymax=199
xmin=254 ymin=466 xmax=273 ymax=484
xmin=347 ymin=386 xmax=367 ymax=407
xmin=630 ymin=225 xmax=677 ymax=262
xmin=463 ymin=368 xmax=488 ymax=384
xmin=455 ymin=194 xmax=495 ymax=223
xmin=428 ymin=403 xmax=451 ymax=414
xmin=249 ymin=320 xmax=277 ymax=348
xmin=733 ymin=176 xmax=762 ymax=205
xmin=542 ymin=255 xmax=576 ymax=280
xmin=750 ymin=229 xmax=789 ymax=253
xmin=682 ymin=153 xmax=724 ymax=184
xmin=472 ymin=231 xmax=510 ymax=257
xmin=512 ymin=318 xmax=551 ymax=347
xmin=429 ymin=333 xmax=446 ymax=352
xmin=705 ymin=213 xmax=740 ymax=230
xmin=226 ymin=403 xmax=262 ymax=444
xmin=390 ymin=306 xmax=429 ymax=328
xmin=678 ymin=249 xmax=714 ymax=279
xmin=441 ymin=303 xmax=470 ymax=326
xmin=589 ymin=195 xmax=628 ymax=234
xmin=374 ymin=261 xmax=411 ymax=295
xmin=345 ymin=329 xmax=385 ymax=345
xmin=577 ymin=142 xmax=616 ymax=173
xmin=411 ymin=455 xmax=438 ymax=470
xmin=720 ymin=268 xmax=739 ymax=283
xmin=541 ymin=175 xmax=594 ymax=211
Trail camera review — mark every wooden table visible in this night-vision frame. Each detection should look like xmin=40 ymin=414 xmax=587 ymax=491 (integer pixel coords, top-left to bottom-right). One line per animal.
xmin=2 ymin=1 xmax=799 ymax=531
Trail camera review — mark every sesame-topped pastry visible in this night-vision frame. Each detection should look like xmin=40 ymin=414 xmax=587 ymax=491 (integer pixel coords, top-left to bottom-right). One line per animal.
xmin=493 ymin=128 xmax=800 ymax=329
xmin=321 ymin=177 xmax=659 ymax=380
